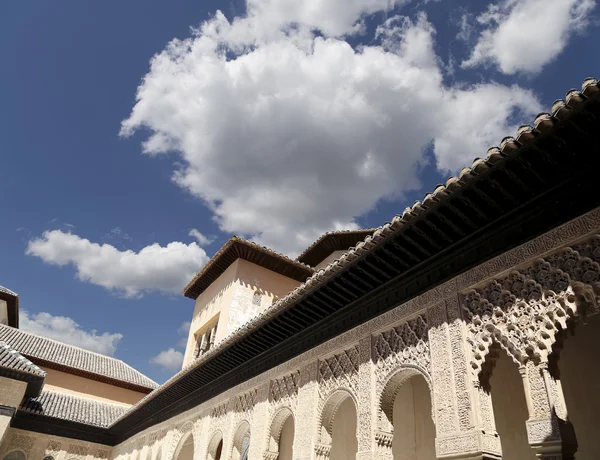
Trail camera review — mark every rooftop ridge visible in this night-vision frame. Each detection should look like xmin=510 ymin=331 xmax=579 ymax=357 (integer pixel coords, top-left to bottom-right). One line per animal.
xmin=183 ymin=235 xmax=314 ymax=299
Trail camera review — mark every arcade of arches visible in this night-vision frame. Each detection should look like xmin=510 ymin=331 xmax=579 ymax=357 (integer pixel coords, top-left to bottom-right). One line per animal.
xmin=79 ymin=226 xmax=600 ymax=459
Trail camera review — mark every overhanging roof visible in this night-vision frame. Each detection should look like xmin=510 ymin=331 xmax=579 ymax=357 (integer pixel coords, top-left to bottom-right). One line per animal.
xmin=13 ymin=77 xmax=600 ymax=445
xmin=297 ymin=229 xmax=378 ymax=267
xmin=0 ymin=286 xmax=19 ymax=328
xmin=183 ymin=237 xmax=314 ymax=299
xmin=0 ymin=341 xmax=45 ymax=398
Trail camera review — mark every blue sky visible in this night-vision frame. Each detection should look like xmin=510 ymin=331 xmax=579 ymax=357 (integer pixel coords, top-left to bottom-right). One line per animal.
xmin=1 ymin=0 xmax=598 ymax=383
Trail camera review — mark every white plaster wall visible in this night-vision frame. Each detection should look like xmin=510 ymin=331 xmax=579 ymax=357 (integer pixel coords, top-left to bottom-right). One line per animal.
xmin=392 ymin=376 xmax=436 ymax=460
xmin=329 ymin=398 xmax=358 ymax=460
xmin=183 ymin=262 xmax=239 ymax=367
xmin=278 ymin=417 xmax=294 ymax=460
xmin=314 ymin=251 xmax=348 ymax=270
xmin=225 ymin=260 xmax=301 ymax=338
xmin=559 ymin=314 xmax=600 ymax=460
xmin=490 ymin=350 xmax=536 ymax=460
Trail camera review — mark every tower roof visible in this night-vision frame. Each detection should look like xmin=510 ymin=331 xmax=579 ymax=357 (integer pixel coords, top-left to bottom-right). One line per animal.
xmin=183 ymin=236 xmax=314 ymax=300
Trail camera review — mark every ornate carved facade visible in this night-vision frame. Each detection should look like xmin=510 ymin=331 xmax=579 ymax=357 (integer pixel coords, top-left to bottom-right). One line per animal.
xmin=3 ymin=77 xmax=600 ymax=460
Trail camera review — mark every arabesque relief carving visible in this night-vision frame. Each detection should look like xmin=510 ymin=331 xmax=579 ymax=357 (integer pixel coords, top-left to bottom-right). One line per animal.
xmin=463 ymin=235 xmax=600 ymax=378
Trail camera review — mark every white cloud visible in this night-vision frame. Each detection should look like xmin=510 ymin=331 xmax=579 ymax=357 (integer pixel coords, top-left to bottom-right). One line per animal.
xmin=121 ymin=7 xmax=541 ymax=255
xmin=19 ymin=310 xmax=123 ymax=356
xmin=26 ymin=230 xmax=209 ymax=297
xmin=462 ymin=0 xmax=596 ymax=74
xmin=150 ymin=348 xmax=184 ymax=371
xmin=189 ymin=229 xmax=215 ymax=246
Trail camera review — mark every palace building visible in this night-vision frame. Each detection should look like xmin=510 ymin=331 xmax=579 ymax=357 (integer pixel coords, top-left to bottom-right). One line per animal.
xmin=1 ymin=77 xmax=600 ymax=460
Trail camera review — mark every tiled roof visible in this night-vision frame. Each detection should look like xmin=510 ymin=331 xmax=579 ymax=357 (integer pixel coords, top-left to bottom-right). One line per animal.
xmin=110 ymin=77 xmax=600 ymax=437
xmin=297 ymin=228 xmax=378 ymax=267
xmin=0 ymin=341 xmax=46 ymax=397
xmin=0 ymin=324 xmax=158 ymax=392
xmin=0 ymin=286 xmax=18 ymax=297
xmin=20 ymin=390 xmax=128 ymax=428
xmin=0 ymin=341 xmax=45 ymax=377
xmin=183 ymin=236 xmax=314 ymax=299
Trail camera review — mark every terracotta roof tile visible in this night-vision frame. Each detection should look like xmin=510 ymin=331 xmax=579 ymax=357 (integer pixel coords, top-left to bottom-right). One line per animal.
xmin=0 ymin=324 xmax=157 ymax=392
xmin=183 ymin=236 xmax=314 ymax=299
xmin=0 ymin=341 xmax=45 ymax=377
xmin=20 ymin=390 xmax=128 ymax=428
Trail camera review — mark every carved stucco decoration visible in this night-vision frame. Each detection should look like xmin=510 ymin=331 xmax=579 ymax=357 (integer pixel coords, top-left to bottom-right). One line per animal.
xmin=67 ymin=444 xmax=89 ymax=460
xmin=208 ymin=401 xmax=229 ymax=432
xmin=269 ymin=371 xmax=299 ymax=409
xmin=372 ymin=314 xmax=432 ymax=434
xmin=315 ymin=346 xmax=360 ymax=452
xmin=5 ymin=434 xmax=36 ymax=456
xmin=234 ymin=389 xmax=257 ymax=415
xmin=45 ymin=441 xmax=62 ymax=458
xmin=264 ymin=406 xmax=294 ymax=458
xmin=164 ymin=422 xmax=194 ymax=460
xmin=318 ymin=345 xmax=359 ymax=400
xmin=463 ymin=235 xmax=600 ymax=378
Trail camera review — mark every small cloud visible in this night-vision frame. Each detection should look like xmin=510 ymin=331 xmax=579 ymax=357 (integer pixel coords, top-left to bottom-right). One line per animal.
xmin=189 ymin=229 xmax=215 ymax=247
xmin=150 ymin=348 xmax=184 ymax=372
xmin=26 ymin=230 xmax=210 ymax=297
xmin=19 ymin=310 xmax=123 ymax=356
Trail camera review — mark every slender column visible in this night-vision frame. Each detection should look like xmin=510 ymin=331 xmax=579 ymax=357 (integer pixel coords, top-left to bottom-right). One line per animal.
xmin=356 ymin=336 xmax=377 ymax=460
xmin=248 ymin=382 xmax=270 ymax=460
xmin=431 ymin=298 xmax=502 ymax=459
xmin=521 ymin=362 xmax=577 ymax=460
xmin=295 ymin=361 xmax=320 ymax=460
xmin=200 ymin=332 xmax=209 ymax=354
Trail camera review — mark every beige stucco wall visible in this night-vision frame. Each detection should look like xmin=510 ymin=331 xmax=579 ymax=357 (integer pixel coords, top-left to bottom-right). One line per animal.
xmin=183 ymin=259 xmax=301 ymax=368
xmin=225 ymin=260 xmax=301 ymax=338
xmin=314 ymin=250 xmax=348 ymax=271
xmin=278 ymin=417 xmax=294 ymax=460
xmin=392 ymin=375 xmax=436 ymax=460
xmin=40 ymin=367 xmax=146 ymax=407
xmin=329 ymin=397 xmax=357 ymax=460
xmin=0 ymin=377 xmax=26 ymax=408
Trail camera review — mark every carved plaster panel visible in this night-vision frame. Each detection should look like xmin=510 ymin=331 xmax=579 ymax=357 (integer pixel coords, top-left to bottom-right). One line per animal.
xmin=463 ymin=234 xmax=600 ymax=378
xmin=318 ymin=345 xmax=360 ymax=401
xmin=114 ymin=209 xmax=600 ymax=460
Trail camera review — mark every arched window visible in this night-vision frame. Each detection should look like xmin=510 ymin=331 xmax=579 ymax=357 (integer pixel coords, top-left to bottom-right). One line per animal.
xmin=3 ymin=452 xmax=26 ymax=460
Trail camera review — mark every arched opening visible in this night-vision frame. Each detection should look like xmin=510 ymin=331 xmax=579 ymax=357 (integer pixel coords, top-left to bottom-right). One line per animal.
xmin=174 ymin=432 xmax=194 ymax=460
xmin=3 ymin=451 xmax=26 ymax=460
xmin=552 ymin=313 xmax=600 ymax=460
xmin=207 ymin=431 xmax=223 ymax=460
xmin=267 ymin=407 xmax=295 ymax=459
xmin=329 ymin=394 xmax=358 ymax=460
xmin=387 ymin=373 xmax=435 ymax=460
xmin=232 ymin=421 xmax=251 ymax=460
xmin=482 ymin=343 xmax=535 ymax=460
